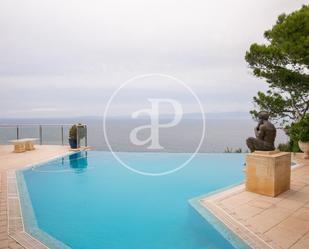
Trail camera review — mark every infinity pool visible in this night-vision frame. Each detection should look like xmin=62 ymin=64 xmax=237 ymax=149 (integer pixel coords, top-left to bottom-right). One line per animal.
xmin=17 ymin=151 xmax=247 ymax=249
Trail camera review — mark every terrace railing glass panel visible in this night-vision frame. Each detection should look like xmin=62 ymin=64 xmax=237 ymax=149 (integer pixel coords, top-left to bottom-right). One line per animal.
xmin=0 ymin=124 xmax=87 ymax=147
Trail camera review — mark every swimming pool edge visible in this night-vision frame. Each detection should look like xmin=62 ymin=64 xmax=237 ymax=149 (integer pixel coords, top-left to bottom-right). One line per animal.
xmin=189 ymin=183 xmax=275 ymax=249
xmin=189 ymin=183 xmax=252 ymax=249
xmin=8 ymin=151 xmax=76 ymax=249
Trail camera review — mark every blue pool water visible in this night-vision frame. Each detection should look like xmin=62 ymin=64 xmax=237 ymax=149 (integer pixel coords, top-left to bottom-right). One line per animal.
xmin=18 ymin=151 xmax=246 ymax=249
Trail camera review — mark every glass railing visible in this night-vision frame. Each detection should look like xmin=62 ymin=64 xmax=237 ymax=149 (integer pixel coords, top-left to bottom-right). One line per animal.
xmin=0 ymin=124 xmax=87 ymax=147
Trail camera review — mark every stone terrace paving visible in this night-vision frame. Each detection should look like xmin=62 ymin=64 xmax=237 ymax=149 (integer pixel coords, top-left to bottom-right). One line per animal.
xmin=200 ymin=153 xmax=309 ymax=249
xmin=0 ymin=145 xmax=308 ymax=249
xmin=0 ymin=145 xmax=71 ymax=249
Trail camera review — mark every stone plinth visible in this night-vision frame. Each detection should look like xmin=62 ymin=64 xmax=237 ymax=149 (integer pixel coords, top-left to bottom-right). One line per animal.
xmin=245 ymin=151 xmax=291 ymax=197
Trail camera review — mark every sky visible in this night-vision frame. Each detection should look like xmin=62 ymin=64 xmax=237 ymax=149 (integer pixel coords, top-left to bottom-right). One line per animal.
xmin=0 ymin=0 xmax=307 ymax=118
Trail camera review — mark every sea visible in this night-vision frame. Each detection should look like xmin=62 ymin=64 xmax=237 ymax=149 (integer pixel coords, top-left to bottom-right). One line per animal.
xmin=0 ymin=115 xmax=288 ymax=153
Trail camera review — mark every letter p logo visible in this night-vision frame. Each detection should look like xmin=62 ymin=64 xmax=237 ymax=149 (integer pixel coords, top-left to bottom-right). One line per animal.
xmin=129 ymin=99 xmax=183 ymax=150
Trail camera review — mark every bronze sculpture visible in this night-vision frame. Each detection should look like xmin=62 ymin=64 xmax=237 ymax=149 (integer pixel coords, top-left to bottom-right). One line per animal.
xmin=246 ymin=111 xmax=276 ymax=152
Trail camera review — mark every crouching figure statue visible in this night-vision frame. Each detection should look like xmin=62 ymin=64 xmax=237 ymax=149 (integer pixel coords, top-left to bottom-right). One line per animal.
xmin=246 ymin=111 xmax=276 ymax=153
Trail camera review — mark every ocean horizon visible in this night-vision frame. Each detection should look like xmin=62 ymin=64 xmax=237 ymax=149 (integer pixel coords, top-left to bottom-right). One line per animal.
xmin=0 ymin=115 xmax=288 ymax=153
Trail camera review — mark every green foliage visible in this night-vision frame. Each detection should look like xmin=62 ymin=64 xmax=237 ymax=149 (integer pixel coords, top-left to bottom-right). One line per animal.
xmin=224 ymin=147 xmax=243 ymax=153
xmin=234 ymin=148 xmax=242 ymax=153
xmin=69 ymin=125 xmax=77 ymax=140
xmin=291 ymin=140 xmax=301 ymax=152
xmin=279 ymin=114 xmax=309 ymax=152
xmin=287 ymin=114 xmax=309 ymax=142
xmin=69 ymin=124 xmax=86 ymax=140
xmin=246 ymin=5 xmax=309 ymax=125
xmin=277 ymin=142 xmax=292 ymax=152
xmin=277 ymin=140 xmax=301 ymax=152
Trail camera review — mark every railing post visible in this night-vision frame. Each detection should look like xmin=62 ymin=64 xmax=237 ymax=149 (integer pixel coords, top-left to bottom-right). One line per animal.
xmin=77 ymin=125 xmax=80 ymax=148
xmin=16 ymin=125 xmax=19 ymax=140
xmin=85 ymin=125 xmax=88 ymax=147
xmin=61 ymin=126 xmax=64 ymax=145
xmin=39 ymin=125 xmax=42 ymax=145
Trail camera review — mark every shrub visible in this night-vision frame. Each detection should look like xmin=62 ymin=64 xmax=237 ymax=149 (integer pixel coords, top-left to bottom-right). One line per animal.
xmin=287 ymin=114 xmax=309 ymax=142
xmin=224 ymin=147 xmax=243 ymax=153
xmin=277 ymin=141 xmax=293 ymax=152
xmin=69 ymin=124 xmax=86 ymax=140
xmin=234 ymin=148 xmax=243 ymax=153
xmin=277 ymin=142 xmax=291 ymax=152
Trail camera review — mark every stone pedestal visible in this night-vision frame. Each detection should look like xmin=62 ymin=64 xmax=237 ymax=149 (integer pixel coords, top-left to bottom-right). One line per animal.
xmin=245 ymin=151 xmax=291 ymax=197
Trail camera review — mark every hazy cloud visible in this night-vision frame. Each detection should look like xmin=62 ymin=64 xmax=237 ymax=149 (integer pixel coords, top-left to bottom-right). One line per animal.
xmin=0 ymin=0 xmax=307 ymax=117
